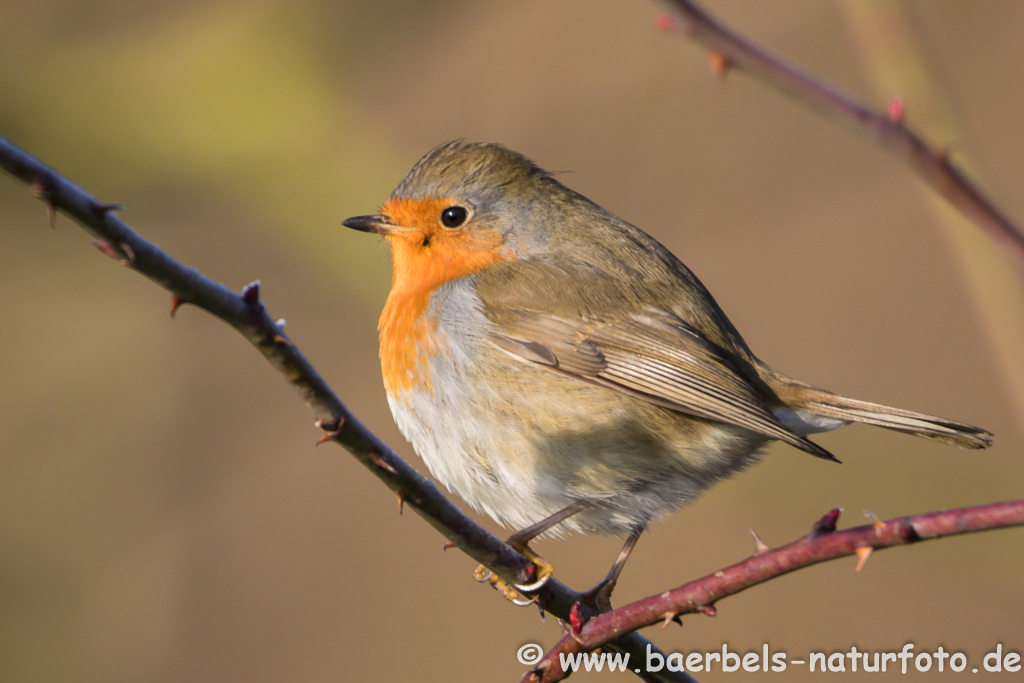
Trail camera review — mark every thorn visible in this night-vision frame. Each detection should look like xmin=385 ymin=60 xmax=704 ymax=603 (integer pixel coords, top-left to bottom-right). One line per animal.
xmin=241 ymin=280 xmax=261 ymax=309
xmin=699 ymin=604 xmax=717 ymax=618
xmin=119 ymin=241 xmax=135 ymax=265
xmin=92 ymin=201 xmax=125 ymax=217
xmin=660 ymin=611 xmax=682 ymax=629
xmin=708 ymin=49 xmax=732 ymax=83
xmin=396 ymin=490 xmax=405 ymax=515
xmin=811 ymin=507 xmax=843 ymax=537
xmin=91 ymin=240 xmax=133 ymax=266
xmin=749 ymin=528 xmax=770 ymax=555
xmin=315 ymin=416 xmax=344 ymax=432
xmin=368 ymin=450 xmax=396 ymax=474
xmin=854 ymin=545 xmax=874 ymax=573
xmin=654 ymin=12 xmax=676 ymax=31
xmin=32 ymin=174 xmax=57 ymax=228
xmin=886 ymin=96 xmax=905 ymax=124
xmin=92 ymin=240 xmax=119 ymax=260
xmin=442 ymin=541 xmax=456 ymax=551
xmin=537 ymin=602 xmax=546 ymax=621
xmin=863 ymin=510 xmax=885 ymax=533
xmin=272 ymin=333 xmax=293 ymax=346
xmin=314 ymin=416 xmax=343 ymax=445
xmin=170 ymin=294 xmax=185 ymax=319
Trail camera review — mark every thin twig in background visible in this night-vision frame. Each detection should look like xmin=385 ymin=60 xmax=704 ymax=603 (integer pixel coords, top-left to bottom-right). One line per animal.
xmin=661 ymin=0 xmax=1024 ymax=268
xmin=837 ymin=0 xmax=1024 ymax=424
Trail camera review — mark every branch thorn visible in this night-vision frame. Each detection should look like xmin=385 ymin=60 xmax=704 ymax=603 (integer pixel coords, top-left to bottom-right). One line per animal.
xmin=886 ymin=96 xmax=906 ymax=124
xmin=442 ymin=541 xmax=456 ymax=551
xmin=92 ymin=201 xmax=125 ymax=217
xmin=863 ymin=510 xmax=885 ymax=533
xmin=31 ymin=174 xmax=57 ymax=228
xmin=708 ymin=49 xmax=732 ymax=82
xmin=170 ymin=294 xmax=186 ymax=319
xmin=660 ymin=610 xmax=682 ymax=629
xmin=119 ymin=241 xmax=136 ymax=265
xmin=368 ymin=450 xmax=396 ymax=474
xmin=396 ymin=490 xmax=405 ymax=515
xmin=314 ymin=416 xmax=343 ymax=445
xmin=92 ymin=240 xmax=120 ymax=261
xmin=749 ymin=528 xmax=770 ymax=555
xmin=699 ymin=604 xmax=717 ymax=617
xmin=241 ymin=280 xmax=261 ymax=309
xmin=854 ymin=545 xmax=874 ymax=573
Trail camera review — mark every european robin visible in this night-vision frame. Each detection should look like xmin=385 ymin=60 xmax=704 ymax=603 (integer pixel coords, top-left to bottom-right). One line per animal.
xmin=343 ymin=141 xmax=992 ymax=605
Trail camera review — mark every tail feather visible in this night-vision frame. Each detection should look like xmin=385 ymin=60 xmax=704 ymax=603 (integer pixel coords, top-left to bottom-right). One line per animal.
xmin=800 ymin=392 xmax=992 ymax=450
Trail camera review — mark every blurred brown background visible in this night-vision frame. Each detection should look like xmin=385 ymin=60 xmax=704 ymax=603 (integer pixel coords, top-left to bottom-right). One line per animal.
xmin=1 ymin=1 xmax=1022 ymax=681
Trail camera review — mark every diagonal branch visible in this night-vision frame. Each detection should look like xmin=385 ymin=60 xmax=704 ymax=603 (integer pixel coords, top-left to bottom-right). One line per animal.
xmin=0 ymin=133 xmax=694 ymax=683
xmin=660 ymin=0 xmax=1024 ymax=268
xmin=526 ymin=500 xmax=1024 ymax=682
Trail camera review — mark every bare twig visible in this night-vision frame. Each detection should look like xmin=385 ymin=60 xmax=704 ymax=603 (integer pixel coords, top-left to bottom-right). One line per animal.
xmin=660 ymin=0 xmax=1024 ymax=268
xmin=0 ymin=134 xmax=691 ymax=683
xmin=525 ymin=501 xmax=1024 ymax=682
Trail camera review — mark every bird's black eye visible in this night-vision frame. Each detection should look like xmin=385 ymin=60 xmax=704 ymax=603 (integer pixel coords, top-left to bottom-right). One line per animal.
xmin=440 ymin=205 xmax=468 ymax=228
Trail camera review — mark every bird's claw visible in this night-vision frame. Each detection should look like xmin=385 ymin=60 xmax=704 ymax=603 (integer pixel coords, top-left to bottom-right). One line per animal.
xmin=472 ymin=550 xmax=554 ymax=607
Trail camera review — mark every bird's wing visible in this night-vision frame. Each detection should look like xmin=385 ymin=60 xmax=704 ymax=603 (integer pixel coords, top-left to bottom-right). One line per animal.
xmin=476 ymin=262 xmax=836 ymax=461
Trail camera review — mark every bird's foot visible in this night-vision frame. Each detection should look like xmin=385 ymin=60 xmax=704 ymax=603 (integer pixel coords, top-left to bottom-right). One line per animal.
xmin=473 ymin=546 xmax=554 ymax=607
xmin=566 ymin=577 xmax=619 ymax=636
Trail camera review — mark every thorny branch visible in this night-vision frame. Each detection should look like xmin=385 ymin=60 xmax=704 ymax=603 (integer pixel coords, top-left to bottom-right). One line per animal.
xmin=524 ymin=501 xmax=1024 ymax=682
xmin=661 ymin=0 xmax=1024 ymax=268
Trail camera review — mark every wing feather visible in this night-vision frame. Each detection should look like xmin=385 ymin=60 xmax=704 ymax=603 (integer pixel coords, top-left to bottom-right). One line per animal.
xmin=487 ymin=308 xmax=836 ymax=461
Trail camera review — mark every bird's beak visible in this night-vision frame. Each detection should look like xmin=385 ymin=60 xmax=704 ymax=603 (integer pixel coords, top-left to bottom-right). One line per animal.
xmin=342 ymin=214 xmax=396 ymax=235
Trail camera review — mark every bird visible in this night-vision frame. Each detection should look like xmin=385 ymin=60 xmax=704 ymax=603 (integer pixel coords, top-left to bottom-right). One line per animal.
xmin=342 ymin=140 xmax=992 ymax=607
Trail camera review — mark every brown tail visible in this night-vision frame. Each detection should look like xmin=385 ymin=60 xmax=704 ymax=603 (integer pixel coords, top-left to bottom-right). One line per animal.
xmin=798 ymin=390 xmax=993 ymax=450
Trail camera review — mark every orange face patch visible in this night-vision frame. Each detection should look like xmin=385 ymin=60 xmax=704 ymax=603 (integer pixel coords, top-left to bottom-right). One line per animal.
xmin=377 ymin=197 xmax=512 ymax=397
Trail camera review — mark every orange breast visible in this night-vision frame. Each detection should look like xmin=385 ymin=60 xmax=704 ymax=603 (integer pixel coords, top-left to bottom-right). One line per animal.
xmin=377 ymin=198 xmax=512 ymax=397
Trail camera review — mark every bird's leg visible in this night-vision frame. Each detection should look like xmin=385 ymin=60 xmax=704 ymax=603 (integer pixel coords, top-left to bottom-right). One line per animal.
xmin=577 ymin=525 xmax=644 ymax=613
xmin=474 ymin=502 xmax=588 ymax=605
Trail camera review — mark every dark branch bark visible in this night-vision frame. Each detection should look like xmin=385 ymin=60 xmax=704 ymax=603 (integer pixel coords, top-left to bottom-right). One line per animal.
xmin=526 ymin=500 xmax=1024 ymax=682
xmin=661 ymin=0 xmax=1024 ymax=268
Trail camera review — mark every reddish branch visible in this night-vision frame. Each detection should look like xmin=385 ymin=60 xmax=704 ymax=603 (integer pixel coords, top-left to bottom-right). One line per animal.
xmin=661 ymin=0 xmax=1024 ymax=268
xmin=526 ymin=501 xmax=1024 ymax=683
xmin=0 ymin=134 xmax=692 ymax=683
